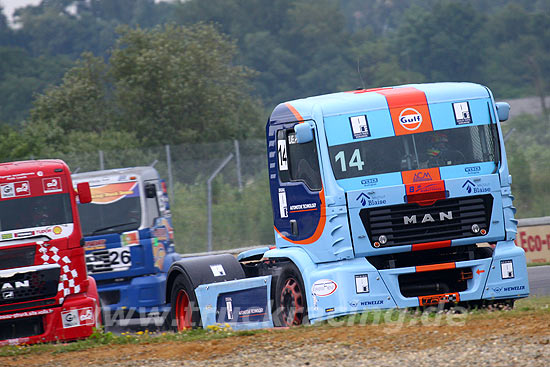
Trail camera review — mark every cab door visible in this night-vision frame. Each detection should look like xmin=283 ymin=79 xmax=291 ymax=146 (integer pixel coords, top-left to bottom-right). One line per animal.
xmin=270 ymin=121 xmax=325 ymax=245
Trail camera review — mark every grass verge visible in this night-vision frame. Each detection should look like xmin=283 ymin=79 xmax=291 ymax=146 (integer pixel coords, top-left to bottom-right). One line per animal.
xmin=1 ymin=296 xmax=548 ymax=358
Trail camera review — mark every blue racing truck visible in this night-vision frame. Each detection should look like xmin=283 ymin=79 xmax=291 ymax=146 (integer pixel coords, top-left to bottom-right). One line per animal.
xmin=72 ymin=167 xmax=180 ymax=327
xmin=165 ymin=82 xmax=529 ymax=330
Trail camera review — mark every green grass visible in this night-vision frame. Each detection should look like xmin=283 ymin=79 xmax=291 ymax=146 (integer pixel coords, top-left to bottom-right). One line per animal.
xmin=0 ymin=325 xmax=267 ymax=357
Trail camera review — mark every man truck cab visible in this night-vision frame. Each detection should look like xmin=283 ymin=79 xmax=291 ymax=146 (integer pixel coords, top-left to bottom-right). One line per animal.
xmin=164 ymin=83 xmax=528 ymax=331
xmin=73 ymin=167 xmax=179 ymax=328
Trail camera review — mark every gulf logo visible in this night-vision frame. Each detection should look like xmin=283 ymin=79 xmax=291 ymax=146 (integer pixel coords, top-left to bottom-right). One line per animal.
xmin=398 ymin=108 xmax=423 ymax=131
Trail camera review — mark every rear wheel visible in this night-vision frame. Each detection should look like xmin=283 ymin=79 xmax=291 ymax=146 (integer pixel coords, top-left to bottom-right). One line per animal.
xmin=170 ymin=273 xmax=201 ymax=331
xmin=273 ymin=263 xmax=308 ymax=327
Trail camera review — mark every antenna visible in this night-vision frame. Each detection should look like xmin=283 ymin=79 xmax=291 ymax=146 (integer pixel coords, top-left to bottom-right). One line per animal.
xmin=357 ymin=57 xmax=366 ymax=90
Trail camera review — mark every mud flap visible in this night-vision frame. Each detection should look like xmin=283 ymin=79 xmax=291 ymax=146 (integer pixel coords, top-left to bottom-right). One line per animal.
xmin=195 ymin=276 xmax=273 ymax=330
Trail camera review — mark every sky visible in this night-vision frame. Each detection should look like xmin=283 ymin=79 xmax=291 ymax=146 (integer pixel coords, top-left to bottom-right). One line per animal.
xmin=0 ymin=0 xmax=41 ymax=23
xmin=1 ymin=0 xmax=173 ymax=25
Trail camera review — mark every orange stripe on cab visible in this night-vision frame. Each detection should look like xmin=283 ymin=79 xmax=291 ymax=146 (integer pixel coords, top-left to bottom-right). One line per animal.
xmin=376 ymin=87 xmax=433 ymax=136
xmin=415 ymin=262 xmax=455 ymax=273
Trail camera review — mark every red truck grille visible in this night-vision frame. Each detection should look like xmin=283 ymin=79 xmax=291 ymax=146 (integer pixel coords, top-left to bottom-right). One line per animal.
xmin=0 ymin=315 xmax=45 ymax=340
xmin=0 ymin=265 xmax=60 ymax=306
xmin=0 ymin=246 xmax=36 ymax=270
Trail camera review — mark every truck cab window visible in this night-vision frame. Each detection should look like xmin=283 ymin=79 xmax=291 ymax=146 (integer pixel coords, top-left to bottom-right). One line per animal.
xmin=277 ymin=128 xmax=322 ymax=191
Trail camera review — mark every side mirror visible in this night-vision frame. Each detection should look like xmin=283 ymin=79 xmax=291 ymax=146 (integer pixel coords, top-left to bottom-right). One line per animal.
xmin=495 ymin=102 xmax=510 ymax=122
xmin=145 ymin=183 xmax=157 ymax=198
xmin=77 ymin=182 xmax=92 ymax=204
xmin=294 ymin=122 xmax=313 ymax=143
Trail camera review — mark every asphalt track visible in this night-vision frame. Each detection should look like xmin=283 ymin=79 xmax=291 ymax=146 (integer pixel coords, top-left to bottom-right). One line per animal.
xmin=528 ymin=265 xmax=550 ymax=296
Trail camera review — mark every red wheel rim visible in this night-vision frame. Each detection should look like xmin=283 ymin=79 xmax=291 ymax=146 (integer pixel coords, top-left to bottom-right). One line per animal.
xmin=175 ymin=289 xmax=191 ymax=331
xmin=280 ymin=277 xmax=304 ymax=326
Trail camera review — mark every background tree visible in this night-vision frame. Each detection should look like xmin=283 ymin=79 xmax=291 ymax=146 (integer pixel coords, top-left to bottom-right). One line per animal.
xmin=26 ymin=24 xmax=263 ymax=154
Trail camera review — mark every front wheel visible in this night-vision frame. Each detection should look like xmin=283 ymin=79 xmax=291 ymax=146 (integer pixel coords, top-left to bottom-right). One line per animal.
xmin=170 ymin=273 xmax=201 ymax=331
xmin=273 ymin=263 xmax=308 ymax=327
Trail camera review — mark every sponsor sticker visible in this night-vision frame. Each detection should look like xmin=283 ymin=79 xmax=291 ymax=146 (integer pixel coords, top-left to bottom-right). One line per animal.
xmin=278 ymin=188 xmax=288 ymax=218
xmin=61 ymin=310 xmax=80 ymax=328
xmin=61 ymin=307 xmax=94 ymax=328
xmin=0 ymin=183 xmax=14 ymax=198
xmin=289 ymin=203 xmax=317 ymax=212
xmin=79 ymin=307 xmax=95 ymax=325
xmin=43 ymin=177 xmax=62 ymax=193
xmin=84 ymin=239 xmax=107 ymax=251
xmin=0 ymin=181 xmax=30 ymax=198
xmin=453 ymin=102 xmax=472 ymax=125
xmin=465 ymin=166 xmax=481 ymax=174
xmin=349 ymin=115 xmax=371 ymax=139
xmin=401 ymin=168 xmax=440 ymax=185
xmin=226 ymin=297 xmax=234 ymax=320
xmin=500 ymin=260 xmax=514 ymax=279
xmin=361 ymin=178 xmax=378 ymax=187
xmin=121 ymin=231 xmax=139 ymax=246
xmin=406 ymin=180 xmax=445 ymax=195
xmin=210 ymin=264 xmax=226 ymax=277
xmin=355 ymin=274 xmax=369 ymax=293
xmin=356 ymin=192 xmax=387 ymax=207
xmin=311 ymin=279 xmax=338 ymax=297
xmin=399 ymin=108 xmax=423 ymax=131
xmin=462 ymin=180 xmax=490 ymax=194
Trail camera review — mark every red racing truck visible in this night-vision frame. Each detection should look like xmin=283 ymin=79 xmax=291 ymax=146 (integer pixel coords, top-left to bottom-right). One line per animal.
xmin=0 ymin=160 xmax=101 ymax=345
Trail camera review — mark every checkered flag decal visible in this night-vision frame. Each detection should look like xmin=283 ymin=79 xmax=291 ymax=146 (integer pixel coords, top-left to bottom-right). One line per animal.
xmin=38 ymin=243 xmax=80 ymax=304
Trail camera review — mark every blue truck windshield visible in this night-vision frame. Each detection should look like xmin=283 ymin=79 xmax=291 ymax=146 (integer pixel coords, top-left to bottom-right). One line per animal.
xmin=78 ymin=182 xmax=141 ymax=236
xmin=0 ymin=193 xmax=73 ymax=231
xmin=328 ymin=124 xmax=499 ymax=180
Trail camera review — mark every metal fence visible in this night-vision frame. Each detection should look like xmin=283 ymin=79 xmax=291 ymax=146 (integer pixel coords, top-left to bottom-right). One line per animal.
xmin=48 ymin=139 xmax=274 ymax=254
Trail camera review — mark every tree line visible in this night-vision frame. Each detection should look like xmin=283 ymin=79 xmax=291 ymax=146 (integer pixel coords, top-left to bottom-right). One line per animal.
xmin=0 ymin=0 xmax=548 ymax=219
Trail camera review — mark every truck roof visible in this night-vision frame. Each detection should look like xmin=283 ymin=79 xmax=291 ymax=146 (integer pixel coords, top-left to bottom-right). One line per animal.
xmin=269 ymin=82 xmax=491 ymax=123
xmin=0 ymin=159 xmax=69 ymax=178
xmin=72 ymin=166 xmax=159 ymax=183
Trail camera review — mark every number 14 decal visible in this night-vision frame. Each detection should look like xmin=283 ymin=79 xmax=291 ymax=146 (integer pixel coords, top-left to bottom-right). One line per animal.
xmin=334 ymin=149 xmax=364 ymax=172
xmin=278 ymin=139 xmax=288 ymax=171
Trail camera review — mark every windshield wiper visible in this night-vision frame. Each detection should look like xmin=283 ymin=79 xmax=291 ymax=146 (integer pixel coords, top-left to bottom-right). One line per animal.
xmin=89 ymin=221 xmax=138 ymax=236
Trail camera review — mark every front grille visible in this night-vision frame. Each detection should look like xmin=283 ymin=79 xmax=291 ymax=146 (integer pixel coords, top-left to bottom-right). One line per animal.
xmin=0 ymin=246 xmax=36 ymax=270
xmin=0 ymin=266 xmax=60 ymax=305
xmin=399 ymin=268 xmax=471 ymax=297
xmin=360 ymin=195 xmax=493 ymax=247
xmin=367 ymin=245 xmax=493 ymax=270
xmin=0 ymin=316 xmax=44 ymax=340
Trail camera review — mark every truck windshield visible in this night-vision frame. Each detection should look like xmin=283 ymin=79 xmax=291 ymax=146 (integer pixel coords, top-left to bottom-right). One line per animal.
xmin=0 ymin=193 xmax=73 ymax=231
xmin=328 ymin=124 xmax=499 ymax=180
xmin=78 ymin=185 xmax=141 ymax=236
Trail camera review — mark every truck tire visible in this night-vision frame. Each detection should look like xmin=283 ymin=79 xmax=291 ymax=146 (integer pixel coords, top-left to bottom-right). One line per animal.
xmin=170 ymin=273 xmax=201 ymax=331
xmin=273 ymin=263 xmax=308 ymax=327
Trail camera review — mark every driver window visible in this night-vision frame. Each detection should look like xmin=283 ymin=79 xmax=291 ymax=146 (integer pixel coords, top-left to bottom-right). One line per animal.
xmin=277 ymin=128 xmax=322 ymax=191
xmin=144 ymin=180 xmax=161 ymax=225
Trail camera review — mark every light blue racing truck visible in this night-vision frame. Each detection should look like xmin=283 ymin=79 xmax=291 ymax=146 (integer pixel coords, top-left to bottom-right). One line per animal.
xmin=72 ymin=167 xmax=180 ymax=328
xmin=165 ymin=82 xmax=529 ymax=330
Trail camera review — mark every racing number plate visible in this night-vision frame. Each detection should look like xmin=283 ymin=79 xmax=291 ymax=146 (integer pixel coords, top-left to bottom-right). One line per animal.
xmin=107 ymin=247 xmax=132 ymax=271
xmin=86 ymin=247 xmax=132 ymax=273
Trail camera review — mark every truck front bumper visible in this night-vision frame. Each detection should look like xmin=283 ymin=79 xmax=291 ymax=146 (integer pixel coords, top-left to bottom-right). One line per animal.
xmin=0 ymin=292 xmax=99 ymax=346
